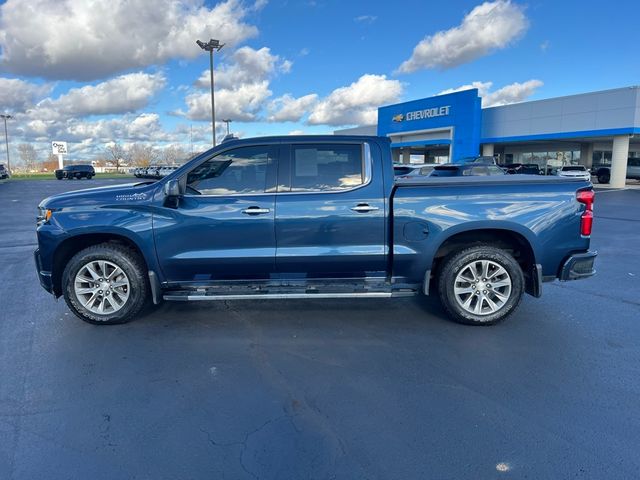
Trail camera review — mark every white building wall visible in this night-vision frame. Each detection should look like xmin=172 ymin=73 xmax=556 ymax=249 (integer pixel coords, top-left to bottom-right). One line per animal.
xmin=482 ymin=86 xmax=640 ymax=139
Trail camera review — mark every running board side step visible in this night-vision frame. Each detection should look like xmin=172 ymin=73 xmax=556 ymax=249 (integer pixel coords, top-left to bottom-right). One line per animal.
xmin=163 ymin=291 xmax=412 ymax=301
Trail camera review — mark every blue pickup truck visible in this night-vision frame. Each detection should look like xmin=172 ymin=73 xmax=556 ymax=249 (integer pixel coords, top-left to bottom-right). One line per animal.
xmin=35 ymin=135 xmax=596 ymax=326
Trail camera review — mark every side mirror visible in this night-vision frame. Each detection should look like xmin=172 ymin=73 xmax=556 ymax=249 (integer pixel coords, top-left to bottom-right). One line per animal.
xmin=164 ymin=179 xmax=181 ymax=197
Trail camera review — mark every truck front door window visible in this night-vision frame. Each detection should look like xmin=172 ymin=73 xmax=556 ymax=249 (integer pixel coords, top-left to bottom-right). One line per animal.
xmin=186 ymin=146 xmax=274 ymax=195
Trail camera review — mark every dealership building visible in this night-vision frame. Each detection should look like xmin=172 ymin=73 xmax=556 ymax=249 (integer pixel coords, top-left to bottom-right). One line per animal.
xmin=336 ymin=85 xmax=640 ymax=188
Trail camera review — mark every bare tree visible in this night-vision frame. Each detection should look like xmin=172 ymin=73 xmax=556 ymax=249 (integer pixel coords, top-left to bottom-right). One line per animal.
xmin=43 ymin=153 xmax=59 ymax=172
xmin=159 ymin=145 xmax=188 ymax=165
xmin=128 ymin=143 xmax=158 ymax=167
xmin=18 ymin=144 xmax=38 ymax=172
xmin=105 ymin=142 xmax=129 ymax=172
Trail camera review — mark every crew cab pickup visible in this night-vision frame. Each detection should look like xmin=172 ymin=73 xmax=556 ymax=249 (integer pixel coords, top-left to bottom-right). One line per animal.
xmin=34 ymin=136 xmax=597 ymax=326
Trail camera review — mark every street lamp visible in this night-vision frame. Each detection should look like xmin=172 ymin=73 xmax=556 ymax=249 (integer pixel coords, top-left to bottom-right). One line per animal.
xmin=222 ymin=118 xmax=232 ymax=136
xmin=196 ymin=38 xmax=224 ymax=146
xmin=0 ymin=114 xmax=12 ymax=174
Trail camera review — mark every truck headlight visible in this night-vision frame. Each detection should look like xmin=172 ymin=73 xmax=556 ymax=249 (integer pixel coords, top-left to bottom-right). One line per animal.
xmin=37 ymin=208 xmax=52 ymax=225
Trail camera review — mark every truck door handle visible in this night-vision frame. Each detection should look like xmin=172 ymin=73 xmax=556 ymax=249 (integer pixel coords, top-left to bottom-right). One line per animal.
xmin=241 ymin=206 xmax=271 ymax=215
xmin=350 ymin=203 xmax=379 ymax=213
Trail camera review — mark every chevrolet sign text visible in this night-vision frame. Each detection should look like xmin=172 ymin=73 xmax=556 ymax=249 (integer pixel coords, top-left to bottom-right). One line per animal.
xmin=403 ymin=105 xmax=451 ymax=121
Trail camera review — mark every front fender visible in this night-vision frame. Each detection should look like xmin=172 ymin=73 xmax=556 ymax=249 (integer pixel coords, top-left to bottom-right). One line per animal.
xmin=37 ymin=206 xmax=160 ymax=285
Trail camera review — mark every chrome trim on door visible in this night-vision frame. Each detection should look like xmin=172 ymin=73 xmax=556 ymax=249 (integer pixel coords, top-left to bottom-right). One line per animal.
xmin=350 ymin=204 xmax=380 ymax=213
xmin=241 ymin=207 xmax=271 ymax=215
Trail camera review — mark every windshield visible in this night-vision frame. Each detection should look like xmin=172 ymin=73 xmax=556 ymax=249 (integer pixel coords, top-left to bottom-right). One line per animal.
xmin=562 ymin=166 xmax=586 ymax=171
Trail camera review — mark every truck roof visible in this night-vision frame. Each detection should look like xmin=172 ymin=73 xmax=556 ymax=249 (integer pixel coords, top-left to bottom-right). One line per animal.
xmin=217 ymin=134 xmax=389 ymax=147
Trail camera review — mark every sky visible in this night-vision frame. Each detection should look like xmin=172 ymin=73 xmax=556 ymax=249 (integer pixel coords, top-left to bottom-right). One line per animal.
xmin=0 ymin=0 xmax=638 ymax=162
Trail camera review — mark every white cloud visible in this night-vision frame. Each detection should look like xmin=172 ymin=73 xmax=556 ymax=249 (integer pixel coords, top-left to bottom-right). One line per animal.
xmin=397 ymin=0 xmax=528 ymax=73
xmin=0 ymin=0 xmax=258 ymax=80
xmin=354 ymin=15 xmax=377 ymax=23
xmin=183 ymin=82 xmax=272 ymax=122
xmin=0 ymin=77 xmax=51 ymax=111
xmin=35 ymin=72 xmax=166 ymax=119
xmin=482 ymin=79 xmax=543 ymax=107
xmin=19 ymin=112 xmax=171 ymax=144
xmin=437 ymin=79 xmax=543 ymax=107
xmin=438 ymin=81 xmax=494 ymax=97
xmin=184 ymin=46 xmax=291 ymax=122
xmin=194 ymin=46 xmax=290 ymax=90
xmin=308 ymin=74 xmax=403 ymax=126
xmin=268 ymin=94 xmax=318 ymax=122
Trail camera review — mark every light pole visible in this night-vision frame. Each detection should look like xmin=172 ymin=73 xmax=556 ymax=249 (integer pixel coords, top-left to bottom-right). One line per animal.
xmin=222 ymin=118 xmax=232 ymax=136
xmin=196 ymin=38 xmax=224 ymax=146
xmin=0 ymin=114 xmax=12 ymax=174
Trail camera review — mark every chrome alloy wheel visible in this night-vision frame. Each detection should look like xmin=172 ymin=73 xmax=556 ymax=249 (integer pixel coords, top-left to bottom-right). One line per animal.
xmin=74 ymin=260 xmax=130 ymax=315
xmin=453 ymin=260 xmax=512 ymax=316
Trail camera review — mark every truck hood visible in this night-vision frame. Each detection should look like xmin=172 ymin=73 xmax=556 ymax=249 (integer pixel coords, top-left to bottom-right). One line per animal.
xmin=39 ymin=181 xmax=159 ymax=210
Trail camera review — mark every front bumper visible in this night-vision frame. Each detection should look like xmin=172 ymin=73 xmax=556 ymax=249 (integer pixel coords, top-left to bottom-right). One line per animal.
xmin=559 ymin=251 xmax=597 ymax=281
xmin=34 ymin=249 xmax=54 ymax=294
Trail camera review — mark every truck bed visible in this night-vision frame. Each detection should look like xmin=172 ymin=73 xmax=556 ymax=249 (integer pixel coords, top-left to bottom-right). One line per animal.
xmin=395 ymin=174 xmax=588 ymax=187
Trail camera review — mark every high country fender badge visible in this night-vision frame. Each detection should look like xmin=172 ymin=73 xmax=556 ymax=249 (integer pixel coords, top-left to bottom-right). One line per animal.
xmin=115 ymin=192 xmax=147 ymax=201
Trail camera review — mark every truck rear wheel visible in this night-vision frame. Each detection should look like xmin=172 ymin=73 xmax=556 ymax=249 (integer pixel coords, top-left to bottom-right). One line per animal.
xmin=437 ymin=246 xmax=524 ymax=326
xmin=598 ymin=174 xmax=610 ymax=184
xmin=62 ymin=243 xmax=149 ymax=325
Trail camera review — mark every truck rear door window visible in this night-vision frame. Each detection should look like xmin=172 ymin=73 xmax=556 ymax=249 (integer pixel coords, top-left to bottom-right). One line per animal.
xmin=291 ymin=144 xmax=363 ymax=192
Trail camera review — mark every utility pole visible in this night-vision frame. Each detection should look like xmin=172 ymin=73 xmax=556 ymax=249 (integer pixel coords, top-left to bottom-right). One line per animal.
xmin=0 ymin=114 xmax=12 ymax=174
xmin=196 ymin=39 xmax=224 ymax=147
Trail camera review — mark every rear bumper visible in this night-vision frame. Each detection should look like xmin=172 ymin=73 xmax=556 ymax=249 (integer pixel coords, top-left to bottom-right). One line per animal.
xmin=34 ymin=249 xmax=54 ymax=294
xmin=559 ymin=251 xmax=597 ymax=281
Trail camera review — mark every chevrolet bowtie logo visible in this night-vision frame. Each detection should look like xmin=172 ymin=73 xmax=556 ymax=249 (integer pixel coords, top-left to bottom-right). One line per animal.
xmin=392 ymin=113 xmax=404 ymax=122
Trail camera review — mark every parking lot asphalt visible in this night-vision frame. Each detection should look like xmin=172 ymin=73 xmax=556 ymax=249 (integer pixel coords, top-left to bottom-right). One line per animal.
xmin=1 ymin=178 xmax=639 ymax=480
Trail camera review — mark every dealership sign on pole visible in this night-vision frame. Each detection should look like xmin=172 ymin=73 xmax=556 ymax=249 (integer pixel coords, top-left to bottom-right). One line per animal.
xmin=52 ymin=141 xmax=67 ymax=169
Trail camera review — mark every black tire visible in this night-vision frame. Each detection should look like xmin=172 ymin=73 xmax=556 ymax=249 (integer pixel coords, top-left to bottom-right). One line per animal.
xmin=437 ymin=245 xmax=524 ymax=326
xmin=62 ymin=243 xmax=150 ymax=325
xmin=598 ymin=175 xmax=610 ymax=184
xmin=86 ymin=174 xmax=93 ymax=179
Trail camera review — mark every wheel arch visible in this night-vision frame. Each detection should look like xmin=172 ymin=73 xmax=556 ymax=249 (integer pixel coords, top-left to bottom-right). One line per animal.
xmin=51 ymin=232 xmax=149 ymax=296
xmin=429 ymin=227 xmax=538 ymax=297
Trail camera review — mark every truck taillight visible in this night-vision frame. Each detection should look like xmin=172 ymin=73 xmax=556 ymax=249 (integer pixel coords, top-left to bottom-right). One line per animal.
xmin=577 ymin=190 xmax=594 ymax=236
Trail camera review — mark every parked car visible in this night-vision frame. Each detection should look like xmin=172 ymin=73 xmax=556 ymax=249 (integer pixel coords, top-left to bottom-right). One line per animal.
xmin=54 ymin=164 xmax=95 ymax=180
xmin=459 ymin=156 xmax=497 ymax=165
xmin=393 ymin=163 xmax=438 ymax=179
xmin=427 ymin=164 xmax=506 ymax=177
xmin=159 ymin=166 xmax=178 ymax=177
xmin=35 ymin=135 xmax=596 ymax=326
xmin=0 ymin=164 xmax=9 ymax=179
xmin=594 ymin=158 xmax=640 ymax=183
xmin=557 ymin=165 xmax=591 ymax=181
xmin=501 ymin=163 xmax=542 ymax=175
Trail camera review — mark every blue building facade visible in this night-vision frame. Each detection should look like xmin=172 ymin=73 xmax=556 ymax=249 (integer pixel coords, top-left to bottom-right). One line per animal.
xmin=377 ymin=88 xmax=482 ymax=161
xmin=336 ymin=85 xmax=640 ymax=187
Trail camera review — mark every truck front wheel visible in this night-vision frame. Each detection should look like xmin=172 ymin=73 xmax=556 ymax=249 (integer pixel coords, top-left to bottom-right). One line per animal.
xmin=62 ymin=243 xmax=150 ymax=325
xmin=437 ymin=246 xmax=524 ymax=326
